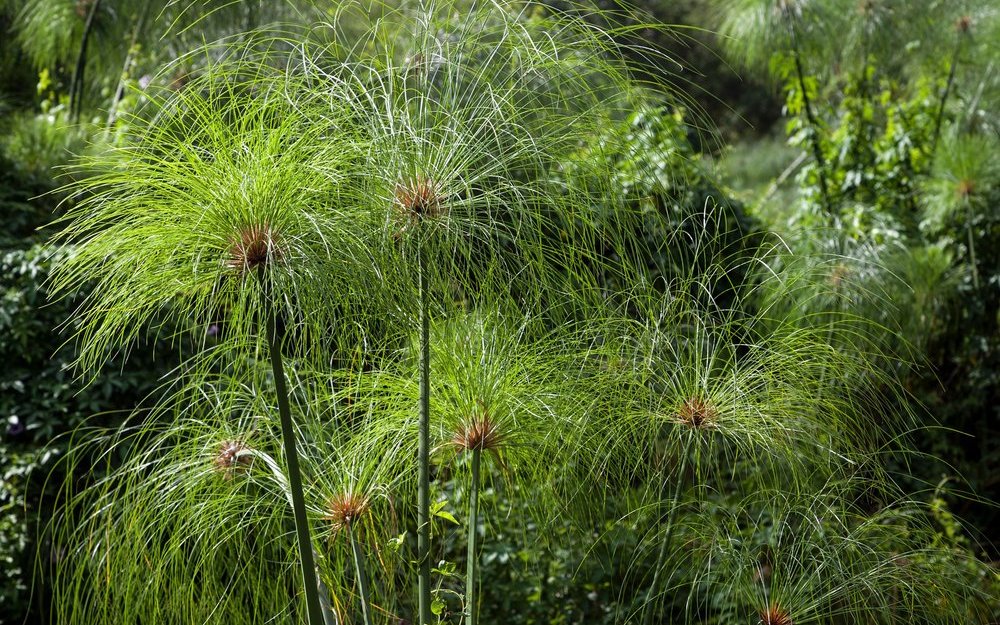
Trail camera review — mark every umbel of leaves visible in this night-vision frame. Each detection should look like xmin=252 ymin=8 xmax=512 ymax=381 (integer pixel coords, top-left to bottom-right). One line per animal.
xmin=49 ymin=66 xmax=377 ymax=371
xmin=288 ymin=0 xmax=652 ymax=319
xmin=48 ymin=386 xmax=300 ymax=625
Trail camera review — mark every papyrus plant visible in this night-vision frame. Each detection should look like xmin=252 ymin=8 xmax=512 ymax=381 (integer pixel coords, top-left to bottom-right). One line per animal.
xmin=48 ymin=54 xmax=386 ymax=625
xmin=340 ymin=310 xmax=595 ymax=624
xmin=284 ymin=4 xmax=668 ymax=621
xmin=50 ymin=359 xmax=423 ymax=625
xmin=47 ymin=1 xmax=673 ymax=623
xmin=550 ymin=232 xmax=997 ymax=624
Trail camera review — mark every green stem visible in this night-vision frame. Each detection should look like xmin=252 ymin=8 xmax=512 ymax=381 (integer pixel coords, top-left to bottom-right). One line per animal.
xmin=106 ymin=8 xmax=146 ymax=133
xmin=349 ymin=522 xmax=374 ymax=625
xmin=417 ymin=241 xmax=433 ymax=625
xmin=931 ymin=37 xmax=963 ymax=156
xmin=788 ymin=26 xmax=833 ymax=217
xmin=315 ymin=547 xmax=338 ymax=625
xmin=964 ymin=197 xmax=980 ymax=290
xmin=252 ymin=449 xmax=336 ymax=625
xmin=260 ymin=271 xmax=325 ymax=625
xmin=70 ymin=0 xmax=101 ymax=123
xmin=465 ymin=449 xmax=481 ymax=625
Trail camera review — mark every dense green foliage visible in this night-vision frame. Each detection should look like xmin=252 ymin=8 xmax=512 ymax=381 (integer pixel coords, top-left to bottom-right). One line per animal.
xmin=0 ymin=126 xmax=182 ymax=622
xmin=0 ymin=1 xmax=997 ymax=624
xmin=714 ymin=0 xmax=1000 ymax=549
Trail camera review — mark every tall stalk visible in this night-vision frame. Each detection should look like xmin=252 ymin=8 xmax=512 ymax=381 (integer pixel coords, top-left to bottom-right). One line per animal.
xmin=465 ymin=448 xmax=482 ymax=625
xmin=788 ymin=26 xmax=833 ymax=216
xmin=417 ymin=238 xmax=433 ymax=625
xmin=348 ymin=522 xmax=374 ymax=625
xmin=70 ymin=0 xmax=102 ymax=122
xmin=259 ymin=269 xmax=325 ymax=625
xmin=316 ymin=547 xmax=338 ymax=625
xmin=931 ymin=36 xmax=964 ymax=155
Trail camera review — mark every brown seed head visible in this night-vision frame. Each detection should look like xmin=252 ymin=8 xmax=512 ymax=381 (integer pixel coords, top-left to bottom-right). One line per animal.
xmin=676 ymin=396 xmax=718 ymax=429
xmin=323 ymin=491 xmax=371 ymax=534
xmin=829 ymin=263 xmax=850 ymax=288
xmin=394 ymin=176 xmax=446 ymax=227
xmin=170 ymin=70 xmax=190 ymax=91
xmin=75 ymin=0 xmax=94 ymax=18
xmin=956 ymin=178 xmax=975 ymax=199
xmin=759 ymin=604 xmax=793 ymax=625
xmin=956 ymin=15 xmax=972 ymax=34
xmin=226 ymin=223 xmax=282 ymax=273
xmin=214 ymin=440 xmax=253 ymax=478
xmin=452 ymin=408 xmax=504 ymax=454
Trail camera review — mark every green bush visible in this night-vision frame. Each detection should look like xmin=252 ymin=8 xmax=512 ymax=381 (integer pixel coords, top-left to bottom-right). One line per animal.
xmin=0 ymin=112 xmax=182 ymax=623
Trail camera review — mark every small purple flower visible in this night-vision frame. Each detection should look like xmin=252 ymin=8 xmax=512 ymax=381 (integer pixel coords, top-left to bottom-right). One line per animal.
xmin=207 ymin=323 xmax=220 ymax=337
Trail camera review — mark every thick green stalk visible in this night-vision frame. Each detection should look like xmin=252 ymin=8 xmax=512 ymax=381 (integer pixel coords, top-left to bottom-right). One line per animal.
xmin=260 ymin=271 xmax=325 ymax=625
xmin=349 ymin=523 xmax=374 ymax=625
xmin=316 ymin=548 xmax=338 ymax=625
xmin=787 ymin=24 xmax=833 ymax=216
xmin=465 ymin=449 xmax=481 ymax=625
xmin=792 ymin=50 xmax=832 ymax=215
xmin=417 ymin=241 xmax=433 ymax=625
xmin=70 ymin=0 xmax=102 ymax=122
xmin=251 ymin=449 xmax=335 ymax=625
